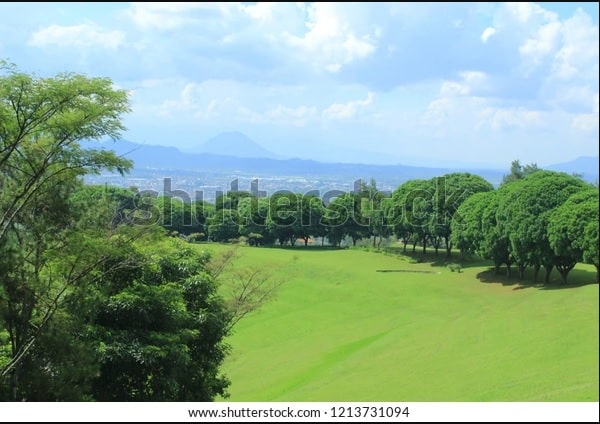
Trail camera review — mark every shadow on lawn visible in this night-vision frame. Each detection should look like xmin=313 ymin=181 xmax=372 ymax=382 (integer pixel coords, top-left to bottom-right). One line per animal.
xmin=382 ymin=247 xmax=485 ymax=270
xmin=476 ymin=266 xmax=598 ymax=291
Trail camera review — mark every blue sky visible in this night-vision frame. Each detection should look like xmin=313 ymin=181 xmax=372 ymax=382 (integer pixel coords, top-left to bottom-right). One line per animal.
xmin=1 ymin=2 xmax=598 ymax=168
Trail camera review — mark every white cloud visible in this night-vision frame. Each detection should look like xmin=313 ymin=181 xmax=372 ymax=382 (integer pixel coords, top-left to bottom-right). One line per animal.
xmin=572 ymin=114 xmax=599 ymax=131
xmin=481 ymin=106 xmax=544 ymax=131
xmin=480 ymin=27 xmax=496 ymax=43
xmin=505 ymin=2 xmax=558 ymax=24
xmin=283 ymin=3 xmax=378 ymax=72
xmin=323 ymin=92 xmax=374 ymax=120
xmin=440 ymin=71 xmax=488 ymax=97
xmin=519 ymin=21 xmax=561 ymax=67
xmin=551 ymin=8 xmax=599 ymax=81
xmin=28 ymin=24 xmax=124 ymax=48
xmin=242 ymin=2 xmax=276 ymax=21
xmin=422 ymin=97 xmax=452 ymax=127
xmin=266 ymin=105 xmax=318 ymax=127
xmin=571 ymin=92 xmax=600 ymax=131
xmin=126 ymin=2 xmax=229 ymax=30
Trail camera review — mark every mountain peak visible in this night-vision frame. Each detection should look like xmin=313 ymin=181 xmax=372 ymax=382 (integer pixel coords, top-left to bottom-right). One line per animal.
xmin=197 ymin=132 xmax=279 ymax=159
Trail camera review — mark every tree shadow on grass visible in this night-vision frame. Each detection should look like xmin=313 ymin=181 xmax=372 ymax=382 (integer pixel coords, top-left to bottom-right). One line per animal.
xmin=382 ymin=247 xmax=486 ymax=270
xmin=476 ymin=266 xmax=598 ymax=291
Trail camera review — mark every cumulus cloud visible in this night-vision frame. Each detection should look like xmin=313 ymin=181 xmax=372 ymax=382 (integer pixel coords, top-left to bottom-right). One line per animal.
xmin=440 ymin=71 xmax=488 ymax=97
xmin=322 ymin=92 xmax=374 ymax=120
xmin=483 ymin=107 xmax=544 ymax=131
xmin=126 ymin=2 xmax=230 ymax=30
xmin=266 ymin=105 xmax=318 ymax=127
xmin=571 ymin=92 xmax=600 ymax=131
xmin=28 ymin=23 xmax=125 ymax=48
xmin=283 ymin=3 xmax=378 ymax=72
xmin=480 ymin=27 xmax=496 ymax=43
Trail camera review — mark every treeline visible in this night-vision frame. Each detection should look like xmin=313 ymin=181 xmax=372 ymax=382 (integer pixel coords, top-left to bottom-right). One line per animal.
xmin=452 ymin=165 xmax=599 ymax=284
xmin=150 ymin=174 xmax=494 ymax=250
xmin=151 ymin=165 xmax=598 ymax=284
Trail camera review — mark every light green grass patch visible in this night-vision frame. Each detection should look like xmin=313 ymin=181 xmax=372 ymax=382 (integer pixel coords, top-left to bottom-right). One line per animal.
xmin=199 ymin=244 xmax=599 ymax=401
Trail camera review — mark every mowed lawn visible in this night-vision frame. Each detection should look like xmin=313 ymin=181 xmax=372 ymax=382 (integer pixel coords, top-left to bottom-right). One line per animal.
xmin=200 ymin=244 xmax=599 ymax=401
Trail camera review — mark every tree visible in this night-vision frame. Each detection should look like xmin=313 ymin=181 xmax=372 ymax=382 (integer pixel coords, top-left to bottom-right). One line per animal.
xmin=548 ymin=188 xmax=599 ymax=283
xmin=215 ymin=191 xmax=253 ymax=212
xmin=208 ymin=209 xmax=240 ymax=242
xmin=357 ymin=179 xmax=390 ymax=248
xmin=297 ymin=194 xmax=326 ymax=246
xmin=501 ymin=159 xmax=540 ymax=185
xmin=479 ymin=190 xmax=513 ymax=276
xmin=0 ymin=60 xmax=131 ymax=241
xmin=451 ymin=191 xmax=490 ymax=260
xmin=267 ymin=192 xmax=299 ymax=246
xmin=430 ymin=173 xmax=493 ymax=257
xmin=238 ymin=196 xmax=272 ymax=245
xmin=90 ymin=239 xmax=231 ymax=401
xmin=389 ymin=179 xmax=434 ymax=254
xmin=583 ymin=220 xmax=599 ymax=283
xmin=324 ymin=193 xmax=369 ymax=247
xmin=497 ymin=171 xmax=588 ymax=283
xmin=0 ymin=62 xmax=132 ymax=399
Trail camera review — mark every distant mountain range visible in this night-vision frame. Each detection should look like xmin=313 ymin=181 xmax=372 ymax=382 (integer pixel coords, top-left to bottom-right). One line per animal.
xmin=191 ymin=131 xmax=280 ymax=159
xmin=546 ymin=156 xmax=599 ymax=180
xmin=84 ymin=134 xmax=599 ymax=186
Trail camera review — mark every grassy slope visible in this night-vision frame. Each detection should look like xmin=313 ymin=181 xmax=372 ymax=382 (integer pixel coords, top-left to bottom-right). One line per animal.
xmin=200 ymin=244 xmax=599 ymax=401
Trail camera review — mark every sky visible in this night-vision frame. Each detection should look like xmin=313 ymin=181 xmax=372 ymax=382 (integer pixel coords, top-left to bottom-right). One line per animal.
xmin=0 ymin=2 xmax=598 ymax=168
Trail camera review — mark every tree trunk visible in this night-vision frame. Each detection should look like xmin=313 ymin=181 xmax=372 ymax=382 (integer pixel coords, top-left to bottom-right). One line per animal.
xmin=506 ymin=262 xmax=512 ymax=278
xmin=422 ymin=236 xmax=427 ymax=254
xmin=352 ymin=238 xmax=357 ymax=247
xmin=533 ymin=264 xmax=540 ymax=283
xmin=445 ymin=236 xmax=452 ymax=258
xmin=304 ymin=237 xmax=308 ymax=246
xmin=555 ymin=264 xmax=574 ymax=285
xmin=402 ymin=240 xmax=408 ymax=253
xmin=494 ymin=263 xmax=501 ymax=275
xmin=372 ymin=236 xmax=376 ymax=247
xmin=412 ymin=241 xmax=417 ymax=253
xmin=518 ymin=263 xmax=526 ymax=280
xmin=559 ymin=269 xmax=568 ymax=285
xmin=544 ymin=265 xmax=553 ymax=284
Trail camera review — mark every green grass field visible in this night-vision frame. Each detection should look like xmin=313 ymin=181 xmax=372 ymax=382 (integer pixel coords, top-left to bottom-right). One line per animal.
xmin=199 ymin=244 xmax=599 ymax=401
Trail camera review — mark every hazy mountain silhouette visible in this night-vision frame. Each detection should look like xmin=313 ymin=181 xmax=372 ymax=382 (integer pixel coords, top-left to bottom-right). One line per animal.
xmin=83 ymin=139 xmax=600 ymax=187
xmin=194 ymin=131 xmax=280 ymax=159
xmin=546 ymin=156 xmax=599 ymax=181
xmin=84 ymin=139 xmax=509 ymax=185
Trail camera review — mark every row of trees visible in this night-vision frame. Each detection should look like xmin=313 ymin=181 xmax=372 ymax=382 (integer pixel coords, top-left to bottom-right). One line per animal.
xmin=152 ymin=162 xmax=598 ymax=285
xmin=152 ymin=174 xmax=495 ymax=251
xmin=452 ymin=169 xmax=598 ymax=284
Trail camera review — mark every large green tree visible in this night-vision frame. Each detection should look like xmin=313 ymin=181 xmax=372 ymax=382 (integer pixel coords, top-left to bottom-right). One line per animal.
xmin=548 ymin=188 xmax=599 ymax=283
xmin=0 ymin=62 xmax=132 ymax=399
xmin=430 ymin=173 xmax=493 ymax=257
xmin=389 ymin=179 xmax=433 ymax=254
xmin=496 ymin=171 xmax=588 ymax=283
xmin=90 ymin=239 xmax=231 ymax=401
